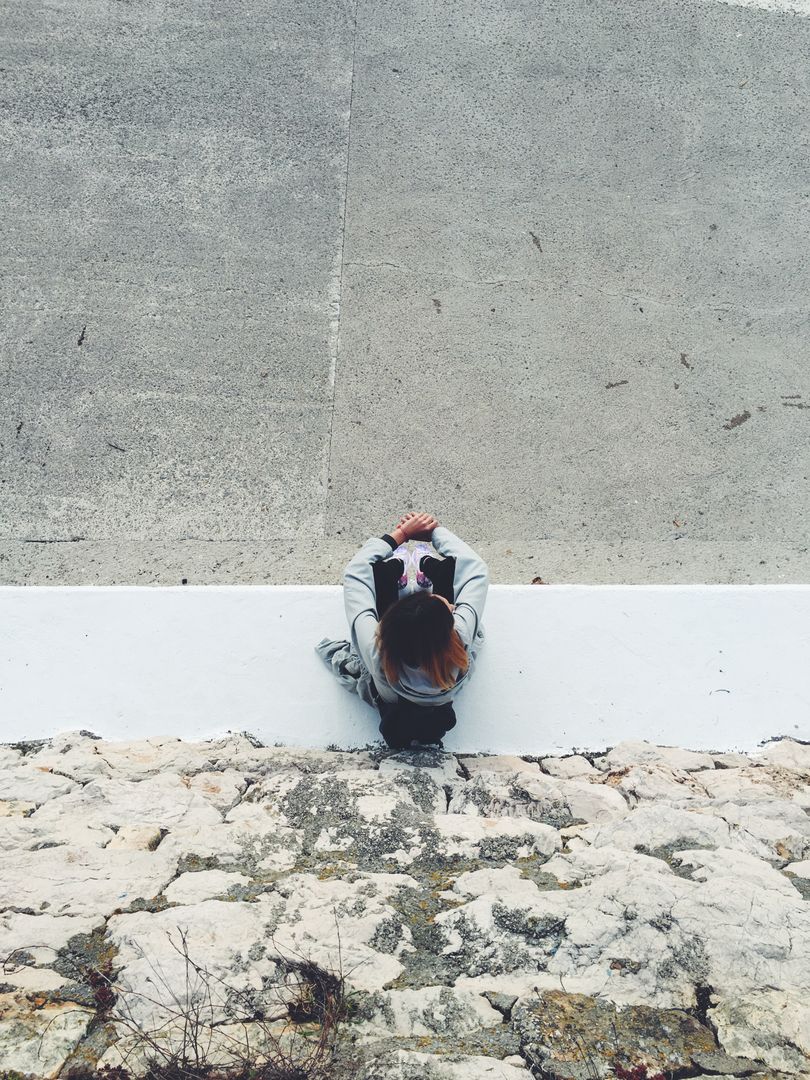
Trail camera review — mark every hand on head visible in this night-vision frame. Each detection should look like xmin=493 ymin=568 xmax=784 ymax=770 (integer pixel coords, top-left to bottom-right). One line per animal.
xmin=397 ymin=511 xmax=439 ymax=541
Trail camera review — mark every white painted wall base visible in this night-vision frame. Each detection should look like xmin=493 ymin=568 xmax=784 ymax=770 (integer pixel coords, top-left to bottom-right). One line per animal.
xmin=1 ymin=585 xmax=809 ymax=754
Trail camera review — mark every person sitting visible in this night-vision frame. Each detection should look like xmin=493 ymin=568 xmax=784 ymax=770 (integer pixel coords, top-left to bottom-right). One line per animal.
xmin=316 ymin=511 xmax=489 ymax=749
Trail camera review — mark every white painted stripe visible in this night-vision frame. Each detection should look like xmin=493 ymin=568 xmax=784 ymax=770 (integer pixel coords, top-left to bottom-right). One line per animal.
xmin=1 ymin=585 xmax=809 ymax=754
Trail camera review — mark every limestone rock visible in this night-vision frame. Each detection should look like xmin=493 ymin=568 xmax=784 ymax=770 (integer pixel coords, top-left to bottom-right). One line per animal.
xmin=180 ymin=767 xmax=249 ymax=811
xmin=0 ymin=815 xmax=115 ymax=853
xmin=448 ymin=865 xmax=552 ymax=904
xmin=755 ymin=739 xmax=810 ymax=771
xmin=699 ymin=798 xmax=810 ymax=862
xmin=0 ymin=910 xmax=106 ymax=966
xmin=75 ymin=733 xmax=233 ymax=779
xmin=0 ymin=763 xmax=78 ymax=804
xmin=541 ymin=755 xmax=598 ymax=778
xmin=667 ymin=850 xmax=810 ymax=998
xmin=691 ymin=1049 xmax=763 ymax=1075
xmin=448 ymin=771 xmax=627 ymax=827
xmin=437 ymin=834 xmax=810 ymax=1012
xmin=604 ymin=764 xmax=711 ymax=805
xmin=0 ymin=745 xmax=23 ymax=767
xmin=432 ymin=813 xmax=560 ymax=861
xmin=352 ymin=985 xmax=503 ymax=1037
xmin=30 ymin=773 xmax=224 ymax=833
xmin=3 ymin=731 xmax=809 ymax=1080
xmin=357 ymin=1049 xmax=532 ymax=1079
xmin=712 ymin=752 xmax=754 ymax=768
xmin=0 ymin=966 xmax=70 ymax=992
xmin=163 ymin=869 xmax=252 ymax=905
xmin=0 ymin=800 xmax=36 ymax=816
xmin=97 ymin=1017 xmax=291 ymax=1072
xmin=27 ymin=732 xmax=115 ymax=782
xmin=155 ymin=821 xmax=247 ymax=864
xmin=559 ymin=777 xmax=630 ymax=822
xmin=0 ymin=994 xmax=94 ymax=1078
xmin=462 ymin=755 xmax=541 ymax=778
xmin=226 ymin=742 xmax=380 ymax=776
xmin=229 ymin=767 xmax=435 ymax=867
xmin=106 ymin=897 xmax=285 ymax=1030
xmin=709 ymin=990 xmax=810 ymax=1075
xmin=698 ymin=765 xmax=810 ymax=804
xmin=379 ymin=750 xmax=466 ymax=789
xmin=542 ymin=844 xmax=675 ymax=885
xmin=582 ymin=803 xmax=772 ymax=860
xmin=106 ymin=824 xmax=163 ymax=850
xmin=512 ymin=990 xmax=717 ymax=1077
xmin=108 ymin=871 xmax=420 ymax=1036
xmin=0 ymin=844 xmax=178 ymax=917
xmin=270 ymin=871 xmax=419 ymax=990
xmin=605 ymin=740 xmax=716 ymax=772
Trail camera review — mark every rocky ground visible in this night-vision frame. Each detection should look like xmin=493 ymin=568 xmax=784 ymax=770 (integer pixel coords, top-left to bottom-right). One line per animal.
xmin=1 ymin=731 xmax=810 ymax=1079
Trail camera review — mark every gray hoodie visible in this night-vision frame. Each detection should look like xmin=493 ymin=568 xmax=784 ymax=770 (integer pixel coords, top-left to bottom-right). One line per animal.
xmin=343 ymin=526 xmax=489 ymax=706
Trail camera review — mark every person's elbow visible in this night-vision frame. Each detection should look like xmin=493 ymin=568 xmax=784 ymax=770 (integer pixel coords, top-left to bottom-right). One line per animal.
xmin=343 ymin=553 xmax=366 ymax=586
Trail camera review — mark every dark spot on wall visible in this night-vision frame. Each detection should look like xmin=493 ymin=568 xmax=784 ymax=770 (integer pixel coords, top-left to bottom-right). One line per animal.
xmin=605 ymin=380 xmax=629 ymax=389
xmin=680 ymin=353 xmax=693 ymax=371
xmin=529 ymin=231 xmax=543 ymax=252
xmin=77 ymin=324 xmax=87 ymax=346
xmin=432 ymin=298 xmax=442 ymax=313
xmin=723 ymin=410 xmax=751 ymax=430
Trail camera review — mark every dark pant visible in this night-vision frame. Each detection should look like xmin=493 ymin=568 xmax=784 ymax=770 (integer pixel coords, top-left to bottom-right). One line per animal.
xmin=371 ymin=549 xmax=458 ymax=748
xmin=371 ymin=553 xmax=456 ymax=618
xmin=377 ymin=695 xmax=457 ymax=749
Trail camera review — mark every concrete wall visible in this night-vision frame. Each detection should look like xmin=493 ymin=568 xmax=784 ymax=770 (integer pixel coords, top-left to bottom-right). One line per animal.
xmin=4 ymin=0 xmax=810 ymax=589
xmin=2 ymin=585 xmax=808 ymax=754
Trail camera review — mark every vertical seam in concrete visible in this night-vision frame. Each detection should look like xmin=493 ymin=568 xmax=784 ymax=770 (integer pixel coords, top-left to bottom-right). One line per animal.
xmin=323 ymin=0 xmax=360 ymax=537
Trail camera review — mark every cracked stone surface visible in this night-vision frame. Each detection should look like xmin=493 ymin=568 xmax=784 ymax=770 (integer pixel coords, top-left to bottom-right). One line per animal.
xmin=1 ymin=731 xmax=809 ymax=1078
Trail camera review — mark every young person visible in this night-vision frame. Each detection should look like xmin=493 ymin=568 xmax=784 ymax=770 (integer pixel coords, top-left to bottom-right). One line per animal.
xmin=316 ymin=512 xmax=489 ymax=748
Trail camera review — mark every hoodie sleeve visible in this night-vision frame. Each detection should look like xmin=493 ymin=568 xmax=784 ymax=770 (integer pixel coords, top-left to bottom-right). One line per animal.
xmin=342 ymin=535 xmax=398 ymax=696
xmin=430 ymin=526 xmax=489 ymax=648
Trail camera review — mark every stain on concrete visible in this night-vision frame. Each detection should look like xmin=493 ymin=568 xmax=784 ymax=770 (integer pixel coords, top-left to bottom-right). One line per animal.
xmin=723 ymin=410 xmax=751 ymax=430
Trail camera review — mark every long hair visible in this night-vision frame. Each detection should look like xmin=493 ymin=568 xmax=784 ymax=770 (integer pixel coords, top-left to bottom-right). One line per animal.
xmin=376 ymin=591 xmax=469 ymax=691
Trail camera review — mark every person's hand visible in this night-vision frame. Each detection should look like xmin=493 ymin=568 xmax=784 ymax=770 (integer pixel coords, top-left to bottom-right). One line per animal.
xmin=397 ymin=511 xmax=438 ymax=541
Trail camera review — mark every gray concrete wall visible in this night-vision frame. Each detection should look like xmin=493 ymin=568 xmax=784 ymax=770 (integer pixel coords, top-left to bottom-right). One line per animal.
xmin=2 ymin=0 xmax=809 ymax=584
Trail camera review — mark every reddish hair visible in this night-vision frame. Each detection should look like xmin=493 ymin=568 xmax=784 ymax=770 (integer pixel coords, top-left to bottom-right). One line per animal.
xmin=376 ymin=591 xmax=469 ymax=691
